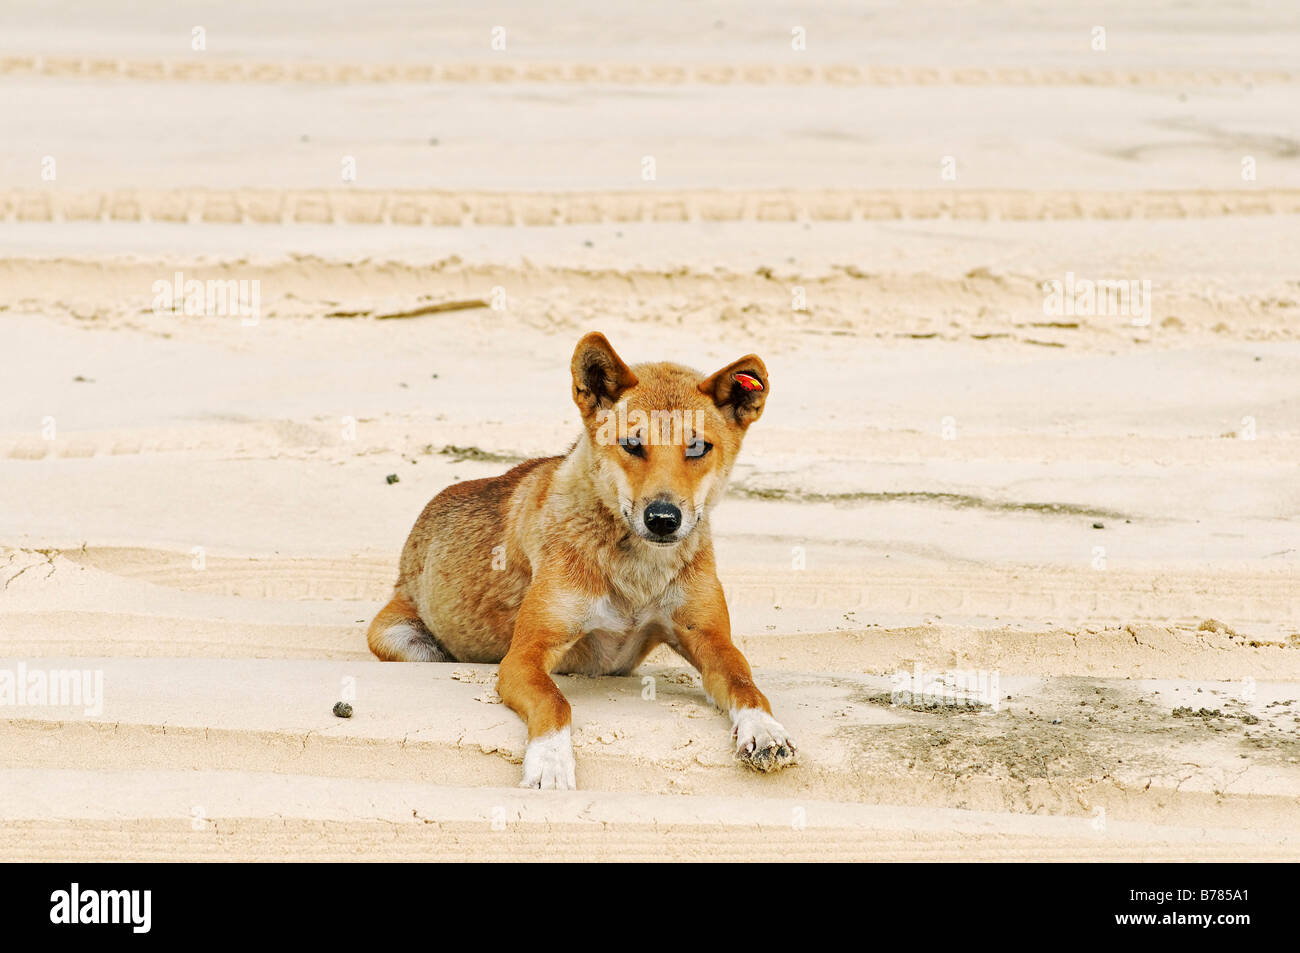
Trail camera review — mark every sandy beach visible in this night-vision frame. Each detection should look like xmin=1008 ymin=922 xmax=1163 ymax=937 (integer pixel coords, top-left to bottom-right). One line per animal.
xmin=1 ymin=1 xmax=1298 ymax=861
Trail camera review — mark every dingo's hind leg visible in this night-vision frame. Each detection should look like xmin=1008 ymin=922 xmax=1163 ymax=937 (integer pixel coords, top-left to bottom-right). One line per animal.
xmin=367 ymin=592 xmax=452 ymax=662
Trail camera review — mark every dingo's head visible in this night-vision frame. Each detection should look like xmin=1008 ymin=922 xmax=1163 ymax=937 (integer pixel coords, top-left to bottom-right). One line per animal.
xmin=571 ymin=332 xmax=768 ymax=547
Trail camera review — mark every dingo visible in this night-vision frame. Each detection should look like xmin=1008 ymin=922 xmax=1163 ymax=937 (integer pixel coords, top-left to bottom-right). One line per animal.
xmin=368 ymin=332 xmax=796 ymax=789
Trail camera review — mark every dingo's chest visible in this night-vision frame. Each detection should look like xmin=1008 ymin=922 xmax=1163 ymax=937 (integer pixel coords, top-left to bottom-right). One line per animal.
xmin=564 ymin=587 xmax=684 ymax=675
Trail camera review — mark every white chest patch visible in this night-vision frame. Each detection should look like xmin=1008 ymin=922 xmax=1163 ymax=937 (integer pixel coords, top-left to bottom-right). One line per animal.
xmin=574 ymin=588 xmax=682 ymax=676
xmin=584 ymin=596 xmax=633 ymax=636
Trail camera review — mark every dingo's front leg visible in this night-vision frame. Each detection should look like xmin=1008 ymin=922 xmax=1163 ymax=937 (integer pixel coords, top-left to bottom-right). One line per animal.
xmin=497 ymin=582 xmax=581 ymax=790
xmin=672 ymin=574 xmax=797 ymax=774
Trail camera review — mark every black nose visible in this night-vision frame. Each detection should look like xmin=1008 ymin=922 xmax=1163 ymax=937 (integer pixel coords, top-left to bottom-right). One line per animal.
xmin=643 ymin=501 xmax=682 ymax=536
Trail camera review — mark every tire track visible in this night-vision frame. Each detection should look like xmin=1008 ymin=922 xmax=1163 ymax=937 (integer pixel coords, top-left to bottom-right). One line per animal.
xmin=2 ymin=54 xmax=1296 ymax=88
xmin=4 ymin=188 xmax=1300 ymax=225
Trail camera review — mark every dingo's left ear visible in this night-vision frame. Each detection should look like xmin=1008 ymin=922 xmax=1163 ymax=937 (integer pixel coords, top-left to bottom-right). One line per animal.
xmin=699 ymin=355 xmax=768 ymax=428
xmin=571 ymin=332 xmax=639 ymax=419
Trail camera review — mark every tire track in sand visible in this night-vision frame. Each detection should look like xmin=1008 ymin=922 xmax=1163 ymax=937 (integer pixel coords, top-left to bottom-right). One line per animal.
xmin=4 ymin=188 xmax=1300 ymax=225
xmin=3 ymin=55 xmax=1297 ymax=88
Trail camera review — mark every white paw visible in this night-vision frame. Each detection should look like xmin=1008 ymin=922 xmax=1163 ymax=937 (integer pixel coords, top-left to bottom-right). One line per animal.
xmin=520 ymin=726 xmax=577 ymax=790
xmin=731 ymin=708 xmax=798 ymax=774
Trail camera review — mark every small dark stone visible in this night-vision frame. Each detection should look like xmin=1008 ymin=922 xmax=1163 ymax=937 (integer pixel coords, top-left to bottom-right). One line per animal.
xmin=385 ymin=474 xmax=399 ymax=485
xmin=1092 ymin=522 xmax=1104 ymax=529
xmin=332 ymin=701 xmax=353 ymax=718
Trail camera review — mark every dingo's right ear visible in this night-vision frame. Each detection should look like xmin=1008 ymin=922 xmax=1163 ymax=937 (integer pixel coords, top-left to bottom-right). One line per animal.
xmin=571 ymin=332 xmax=638 ymax=418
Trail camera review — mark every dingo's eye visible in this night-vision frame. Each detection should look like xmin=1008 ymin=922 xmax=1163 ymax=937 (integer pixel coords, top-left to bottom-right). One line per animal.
xmin=686 ymin=439 xmax=712 ymax=459
xmin=619 ymin=435 xmax=645 ymax=458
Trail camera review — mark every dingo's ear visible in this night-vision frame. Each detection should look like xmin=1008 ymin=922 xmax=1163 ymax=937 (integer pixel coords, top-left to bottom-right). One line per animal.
xmin=571 ymin=332 xmax=638 ymax=418
xmin=699 ymin=355 xmax=768 ymax=428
